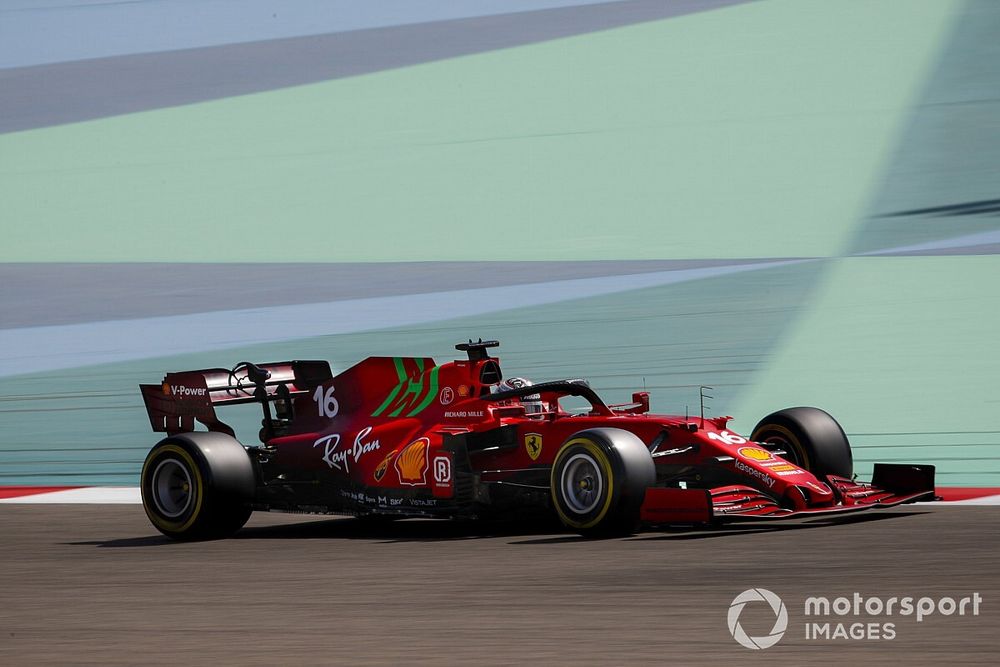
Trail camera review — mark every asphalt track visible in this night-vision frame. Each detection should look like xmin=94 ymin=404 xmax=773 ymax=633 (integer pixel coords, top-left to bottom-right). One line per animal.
xmin=1 ymin=505 xmax=996 ymax=665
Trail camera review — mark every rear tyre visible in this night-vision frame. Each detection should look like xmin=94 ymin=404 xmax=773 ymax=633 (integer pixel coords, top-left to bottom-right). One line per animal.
xmin=141 ymin=432 xmax=255 ymax=540
xmin=550 ymin=428 xmax=655 ymax=537
xmin=750 ymin=407 xmax=853 ymax=479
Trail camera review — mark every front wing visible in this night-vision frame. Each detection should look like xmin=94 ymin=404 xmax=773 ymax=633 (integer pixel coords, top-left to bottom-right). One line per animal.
xmin=640 ymin=463 xmax=936 ymax=524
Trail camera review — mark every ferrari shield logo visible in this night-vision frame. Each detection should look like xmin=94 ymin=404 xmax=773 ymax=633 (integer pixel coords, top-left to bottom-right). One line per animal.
xmin=524 ymin=433 xmax=543 ymax=461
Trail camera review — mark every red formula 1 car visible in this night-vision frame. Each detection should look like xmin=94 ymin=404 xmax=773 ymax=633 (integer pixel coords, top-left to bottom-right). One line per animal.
xmin=139 ymin=340 xmax=935 ymax=540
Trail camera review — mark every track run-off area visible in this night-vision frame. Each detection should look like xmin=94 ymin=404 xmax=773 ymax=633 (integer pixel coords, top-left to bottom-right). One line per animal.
xmin=0 ymin=504 xmax=996 ymax=665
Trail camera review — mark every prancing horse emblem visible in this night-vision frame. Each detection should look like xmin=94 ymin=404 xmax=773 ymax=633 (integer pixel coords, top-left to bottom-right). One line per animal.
xmin=524 ymin=433 xmax=543 ymax=461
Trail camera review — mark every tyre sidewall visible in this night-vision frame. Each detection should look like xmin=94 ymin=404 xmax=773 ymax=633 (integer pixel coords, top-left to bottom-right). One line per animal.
xmin=751 ymin=407 xmax=853 ymax=479
xmin=141 ymin=442 xmax=206 ymax=536
xmin=141 ymin=434 xmax=253 ymax=540
xmin=551 ymin=437 xmax=620 ymax=531
xmin=550 ymin=428 xmax=655 ymax=535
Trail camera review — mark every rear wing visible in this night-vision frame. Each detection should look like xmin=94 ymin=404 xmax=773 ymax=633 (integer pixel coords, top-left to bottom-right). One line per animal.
xmin=139 ymin=360 xmax=332 ymax=436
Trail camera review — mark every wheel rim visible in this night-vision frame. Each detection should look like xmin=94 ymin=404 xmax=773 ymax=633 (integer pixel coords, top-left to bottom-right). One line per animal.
xmin=762 ymin=435 xmax=803 ymax=467
xmin=151 ymin=458 xmax=194 ymax=518
xmin=561 ymin=453 xmax=604 ymax=514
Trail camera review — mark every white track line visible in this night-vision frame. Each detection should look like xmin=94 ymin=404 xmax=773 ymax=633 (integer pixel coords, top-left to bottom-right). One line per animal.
xmin=0 ymin=487 xmax=141 ymax=504
xmin=937 ymin=494 xmax=1000 ymax=506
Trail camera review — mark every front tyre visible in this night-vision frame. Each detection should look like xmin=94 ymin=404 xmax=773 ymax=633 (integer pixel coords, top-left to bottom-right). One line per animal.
xmin=141 ymin=432 xmax=255 ymax=540
xmin=550 ymin=428 xmax=655 ymax=537
xmin=751 ymin=407 xmax=853 ymax=479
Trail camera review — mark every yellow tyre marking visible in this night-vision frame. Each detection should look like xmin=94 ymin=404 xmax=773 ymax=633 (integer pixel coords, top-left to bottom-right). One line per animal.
xmin=752 ymin=423 xmax=811 ymax=470
xmin=141 ymin=443 xmax=204 ymax=534
xmin=551 ymin=437 xmax=615 ymax=530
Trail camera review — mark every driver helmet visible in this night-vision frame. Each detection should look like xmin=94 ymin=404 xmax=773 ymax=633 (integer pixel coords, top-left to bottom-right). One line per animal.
xmin=495 ymin=377 xmax=545 ymax=418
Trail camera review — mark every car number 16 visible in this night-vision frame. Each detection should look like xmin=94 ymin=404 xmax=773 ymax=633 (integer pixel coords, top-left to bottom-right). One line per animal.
xmin=706 ymin=430 xmax=747 ymax=445
xmin=313 ymin=385 xmax=339 ymax=419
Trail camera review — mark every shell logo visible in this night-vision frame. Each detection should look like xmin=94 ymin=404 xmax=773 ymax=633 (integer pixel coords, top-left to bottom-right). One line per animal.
xmin=738 ymin=446 xmax=774 ymax=462
xmin=161 ymin=383 xmax=171 ymax=395
xmin=395 ymin=438 xmax=429 ymax=485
